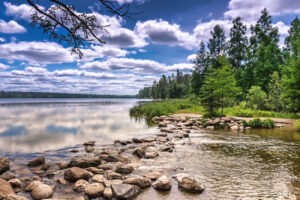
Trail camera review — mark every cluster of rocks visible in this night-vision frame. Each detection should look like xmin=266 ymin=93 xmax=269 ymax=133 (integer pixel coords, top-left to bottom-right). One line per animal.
xmin=0 ymin=124 xmax=205 ymax=200
xmin=152 ymin=115 xmax=285 ymax=131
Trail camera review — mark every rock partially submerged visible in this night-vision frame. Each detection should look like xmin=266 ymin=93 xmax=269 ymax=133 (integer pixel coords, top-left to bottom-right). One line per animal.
xmin=69 ymin=155 xmax=101 ymax=168
xmin=173 ymin=173 xmax=205 ymax=193
xmin=74 ymin=179 xmax=89 ymax=192
xmin=30 ymin=183 xmax=54 ymax=200
xmin=64 ymin=167 xmax=91 ymax=182
xmin=123 ymin=175 xmax=151 ymax=189
xmin=27 ymin=156 xmax=45 ymax=167
xmin=152 ymin=176 xmax=172 ymax=191
xmin=0 ymin=178 xmax=15 ymax=199
xmin=111 ymin=184 xmax=141 ymax=199
xmin=84 ymin=183 xmax=104 ymax=198
xmin=0 ymin=158 xmax=10 ymax=174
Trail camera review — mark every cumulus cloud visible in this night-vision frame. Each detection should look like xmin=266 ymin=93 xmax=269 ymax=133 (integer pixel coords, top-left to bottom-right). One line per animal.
xmin=80 ymin=57 xmax=193 ymax=74
xmin=135 ymin=19 xmax=196 ymax=50
xmin=224 ymin=0 xmax=300 ymax=22
xmin=0 ymin=63 xmax=10 ymax=70
xmin=0 ymin=19 xmax=26 ymax=34
xmin=187 ymin=54 xmax=197 ymax=63
xmin=0 ymin=37 xmax=5 ymax=42
xmin=0 ymin=41 xmax=130 ymax=65
xmin=4 ymin=2 xmax=41 ymax=21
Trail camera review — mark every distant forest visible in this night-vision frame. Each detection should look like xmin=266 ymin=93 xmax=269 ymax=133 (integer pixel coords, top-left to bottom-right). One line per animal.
xmin=0 ymin=91 xmax=135 ymax=98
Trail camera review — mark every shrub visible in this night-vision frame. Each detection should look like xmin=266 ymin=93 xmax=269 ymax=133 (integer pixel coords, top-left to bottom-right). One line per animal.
xmin=246 ymin=118 xmax=275 ymax=128
xmin=241 ymin=120 xmax=248 ymax=127
xmin=262 ymin=119 xmax=275 ymax=128
xmin=246 ymin=86 xmax=267 ymax=110
xmin=248 ymin=118 xmax=263 ymax=128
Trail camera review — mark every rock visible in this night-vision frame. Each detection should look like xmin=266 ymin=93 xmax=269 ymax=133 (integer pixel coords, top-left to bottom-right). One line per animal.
xmin=27 ymin=157 xmax=45 ymax=167
xmin=160 ymin=146 xmax=173 ymax=152
xmin=8 ymin=179 xmax=22 ymax=188
xmin=84 ymin=183 xmax=104 ymax=198
xmin=86 ymin=167 xmax=104 ymax=174
xmin=144 ymin=151 xmax=159 ymax=159
xmin=64 ymin=167 xmax=91 ymax=182
xmin=144 ymin=171 xmax=163 ymax=181
xmin=0 ymin=171 xmax=15 ymax=181
xmin=158 ymin=122 xmax=167 ymax=127
xmin=69 ymin=155 xmax=101 ymax=168
xmin=97 ymin=163 xmax=114 ymax=170
xmin=103 ymin=187 xmax=113 ymax=199
xmin=142 ymin=136 xmax=157 ymax=143
xmin=104 ymin=179 xmax=123 ymax=187
xmin=174 ymin=174 xmax=205 ymax=194
xmin=54 ymin=161 xmax=68 ymax=170
xmin=115 ymin=164 xmax=134 ymax=174
xmin=25 ymin=181 xmax=41 ymax=192
xmin=83 ymin=141 xmax=95 ymax=146
xmin=221 ymin=117 xmax=231 ymax=122
xmin=230 ymin=125 xmax=239 ymax=130
xmin=132 ymin=146 xmax=147 ymax=158
xmin=156 ymin=133 xmax=167 ymax=137
xmin=0 ymin=158 xmax=10 ymax=174
xmin=160 ymin=128 xmax=173 ymax=133
xmin=183 ymin=133 xmax=190 ymax=138
xmin=0 ymin=178 xmax=15 ymax=198
xmin=74 ymin=179 xmax=89 ymax=192
xmin=111 ymin=184 xmax=141 ymax=199
xmin=107 ymin=171 xmax=122 ymax=180
xmin=152 ymin=176 xmax=172 ymax=191
xmin=4 ymin=194 xmax=29 ymax=200
xmin=31 ymin=183 xmax=54 ymax=200
xmin=92 ymin=174 xmax=105 ymax=183
xmin=100 ymin=154 xmax=118 ymax=162
xmin=207 ymin=119 xmax=220 ymax=125
xmin=132 ymin=138 xmax=143 ymax=143
xmin=57 ymin=178 xmax=67 ymax=185
xmin=85 ymin=146 xmax=95 ymax=153
xmin=123 ymin=175 xmax=151 ymax=189
xmin=205 ymin=126 xmax=215 ymax=130
xmin=70 ymin=149 xmax=79 ymax=153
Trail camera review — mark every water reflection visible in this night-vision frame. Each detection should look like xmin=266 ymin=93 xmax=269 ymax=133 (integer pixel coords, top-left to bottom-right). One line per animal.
xmin=0 ymin=99 xmax=155 ymax=154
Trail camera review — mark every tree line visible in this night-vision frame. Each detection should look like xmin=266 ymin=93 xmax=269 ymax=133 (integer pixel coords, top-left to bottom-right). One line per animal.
xmin=137 ymin=9 xmax=300 ymax=115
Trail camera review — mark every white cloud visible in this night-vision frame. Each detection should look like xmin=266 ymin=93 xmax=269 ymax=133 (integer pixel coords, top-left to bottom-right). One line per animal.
xmin=80 ymin=57 xmax=193 ymax=74
xmin=135 ymin=19 xmax=196 ymax=50
xmin=0 ymin=63 xmax=9 ymax=70
xmin=4 ymin=1 xmax=44 ymax=21
xmin=0 ymin=19 xmax=26 ymax=34
xmin=224 ymin=0 xmax=300 ymax=22
xmin=187 ymin=54 xmax=197 ymax=63
xmin=0 ymin=37 xmax=5 ymax=42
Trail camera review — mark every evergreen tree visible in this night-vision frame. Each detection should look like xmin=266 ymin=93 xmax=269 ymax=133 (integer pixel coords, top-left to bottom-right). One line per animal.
xmin=208 ymin=25 xmax=226 ymax=68
xmin=267 ymin=72 xmax=284 ymax=111
xmin=285 ymin=17 xmax=300 ymax=57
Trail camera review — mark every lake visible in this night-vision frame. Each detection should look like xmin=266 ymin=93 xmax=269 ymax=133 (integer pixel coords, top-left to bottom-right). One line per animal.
xmin=0 ymin=98 xmax=299 ymax=199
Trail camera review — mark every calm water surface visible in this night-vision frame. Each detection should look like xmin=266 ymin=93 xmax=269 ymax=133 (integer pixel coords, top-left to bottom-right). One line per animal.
xmin=0 ymin=98 xmax=299 ymax=200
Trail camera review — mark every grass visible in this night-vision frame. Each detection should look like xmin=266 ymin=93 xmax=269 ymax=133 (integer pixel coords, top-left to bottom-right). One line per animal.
xmin=130 ymin=99 xmax=300 ymax=119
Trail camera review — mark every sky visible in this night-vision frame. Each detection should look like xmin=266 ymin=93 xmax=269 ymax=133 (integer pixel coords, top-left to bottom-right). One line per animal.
xmin=0 ymin=0 xmax=299 ymax=95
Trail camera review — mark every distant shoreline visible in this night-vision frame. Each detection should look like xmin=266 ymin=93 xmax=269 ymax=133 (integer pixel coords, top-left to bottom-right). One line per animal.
xmin=0 ymin=91 xmax=136 ymax=99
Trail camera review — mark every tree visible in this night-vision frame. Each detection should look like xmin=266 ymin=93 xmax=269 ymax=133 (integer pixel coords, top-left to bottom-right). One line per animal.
xmin=246 ymin=86 xmax=267 ymax=110
xmin=228 ymin=17 xmax=248 ymax=69
xmin=24 ymin=0 xmax=136 ymax=57
xmin=208 ymin=25 xmax=226 ymax=68
xmin=285 ymin=17 xmax=300 ymax=57
xmin=267 ymin=72 xmax=284 ymax=111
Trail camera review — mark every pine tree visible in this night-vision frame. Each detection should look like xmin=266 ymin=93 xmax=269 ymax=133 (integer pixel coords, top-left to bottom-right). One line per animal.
xmin=267 ymin=72 xmax=284 ymax=111
xmin=285 ymin=17 xmax=300 ymax=57
xmin=208 ymin=25 xmax=226 ymax=68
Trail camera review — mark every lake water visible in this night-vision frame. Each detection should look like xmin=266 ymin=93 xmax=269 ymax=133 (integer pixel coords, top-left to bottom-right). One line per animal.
xmin=0 ymin=98 xmax=299 ymax=199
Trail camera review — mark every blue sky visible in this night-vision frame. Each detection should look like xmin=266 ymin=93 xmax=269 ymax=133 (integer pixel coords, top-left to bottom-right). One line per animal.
xmin=0 ymin=0 xmax=299 ymax=94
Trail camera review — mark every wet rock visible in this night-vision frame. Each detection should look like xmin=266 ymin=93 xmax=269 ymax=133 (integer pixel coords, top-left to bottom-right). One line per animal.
xmin=132 ymin=138 xmax=143 ymax=143
xmin=156 ymin=133 xmax=167 ymax=137
xmin=158 ymin=122 xmax=167 ymax=127
xmin=8 ymin=179 xmax=22 ymax=188
xmin=25 ymin=181 xmax=42 ymax=192
xmin=0 ymin=171 xmax=15 ymax=181
xmin=152 ymin=176 xmax=172 ymax=191
xmin=104 ymin=179 xmax=123 ymax=187
xmin=57 ymin=178 xmax=67 ymax=185
xmin=83 ymin=141 xmax=95 ymax=146
xmin=142 ymin=136 xmax=157 ymax=143
xmin=69 ymin=155 xmax=101 ymax=168
xmin=70 ymin=149 xmax=79 ymax=153
xmin=31 ymin=183 xmax=54 ymax=200
xmin=74 ymin=179 xmax=89 ymax=192
xmin=27 ymin=157 xmax=45 ymax=167
xmin=86 ymin=167 xmax=104 ymax=174
xmin=160 ymin=128 xmax=173 ymax=133
xmin=103 ymin=187 xmax=113 ymax=199
xmin=0 ymin=178 xmax=15 ymax=198
xmin=4 ymin=194 xmax=29 ymax=200
xmin=98 ymin=163 xmax=114 ymax=170
xmin=205 ymin=126 xmax=215 ymax=130
xmin=0 ymin=158 xmax=10 ymax=174
xmin=173 ymin=174 xmax=204 ymax=193
xmin=85 ymin=146 xmax=95 ymax=153
xmin=132 ymin=146 xmax=147 ymax=158
xmin=160 ymin=146 xmax=172 ymax=152
xmin=123 ymin=175 xmax=151 ymax=189
xmin=230 ymin=125 xmax=239 ymax=130
xmin=55 ymin=161 xmax=68 ymax=170
xmin=92 ymin=174 xmax=105 ymax=183
xmin=115 ymin=164 xmax=134 ymax=174
xmin=118 ymin=156 xmax=131 ymax=164
xmin=183 ymin=133 xmax=190 ymax=138
xmin=144 ymin=151 xmax=159 ymax=159
xmin=144 ymin=171 xmax=163 ymax=181
xmin=64 ymin=167 xmax=91 ymax=182
xmin=84 ymin=183 xmax=104 ymax=198
xmin=100 ymin=153 xmax=118 ymax=162
xmin=111 ymin=184 xmax=141 ymax=199
xmin=107 ymin=171 xmax=122 ymax=180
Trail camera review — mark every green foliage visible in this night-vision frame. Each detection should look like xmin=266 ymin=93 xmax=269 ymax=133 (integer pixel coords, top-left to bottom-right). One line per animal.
xmin=208 ymin=25 xmax=226 ymax=68
xmin=262 ymin=119 xmax=275 ymax=128
xmin=295 ymin=120 xmax=300 ymax=132
xmin=267 ymin=72 xmax=285 ymax=111
xmin=248 ymin=118 xmax=263 ymax=128
xmin=246 ymin=118 xmax=275 ymax=128
xmin=246 ymin=86 xmax=267 ymax=110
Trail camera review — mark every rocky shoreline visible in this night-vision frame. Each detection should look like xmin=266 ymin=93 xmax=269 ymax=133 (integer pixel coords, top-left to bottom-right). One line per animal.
xmin=0 ymin=114 xmax=292 ymax=200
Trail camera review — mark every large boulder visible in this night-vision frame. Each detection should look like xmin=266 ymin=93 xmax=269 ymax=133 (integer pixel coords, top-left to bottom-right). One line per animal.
xmin=64 ymin=167 xmax=91 ymax=182
xmin=111 ymin=184 xmax=141 ymax=199
xmin=31 ymin=183 xmax=54 ymax=200
xmin=173 ymin=173 xmax=205 ymax=193
xmin=0 ymin=178 xmax=15 ymax=198
xmin=84 ymin=183 xmax=104 ymax=198
xmin=0 ymin=158 xmax=10 ymax=174
xmin=69 ymin=155 xmax=101 ymax=168
xmin=27 ymin=157 xmax=45 ymax=167
xmin=123 ymin=175 xmax=151 ymax=189
xmin=152 ymin=176 xmax=172 ymax=191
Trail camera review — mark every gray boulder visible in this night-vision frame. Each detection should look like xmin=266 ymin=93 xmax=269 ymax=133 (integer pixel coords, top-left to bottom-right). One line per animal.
xmin=111 ymin=184 xmax=141 ymax=199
